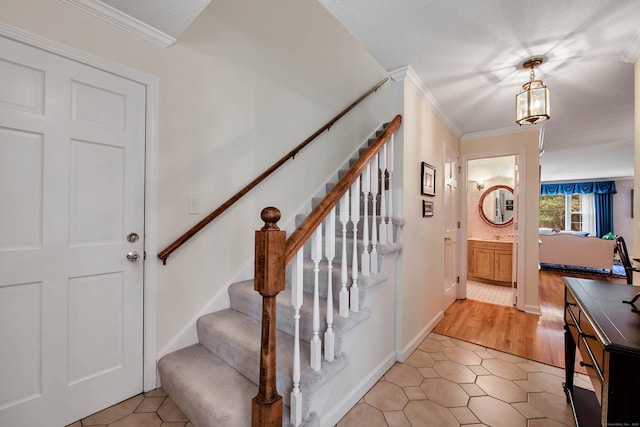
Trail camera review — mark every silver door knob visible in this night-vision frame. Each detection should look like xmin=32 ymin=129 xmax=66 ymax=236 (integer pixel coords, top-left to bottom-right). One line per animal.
xmin=127 ymin=251 xmax=140 ymax=262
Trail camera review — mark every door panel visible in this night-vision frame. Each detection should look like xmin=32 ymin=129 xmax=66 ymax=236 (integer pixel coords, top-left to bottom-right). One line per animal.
xmin=443 ymin=147 xmax=459 ymax=309
xmin=0 ymin=36 xmax=146 ymax=427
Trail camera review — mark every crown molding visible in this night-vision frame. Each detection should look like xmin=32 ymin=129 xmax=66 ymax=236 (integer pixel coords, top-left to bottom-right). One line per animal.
xmin=389 ymin=65 xmax=463 ymax=138
xmin=461 ymin=123 xmax=543 ymax=141
xmin=63 ymin=0 xmax=176 ymax=48
xmin=622 ymin=25 xmax=640 ymax=64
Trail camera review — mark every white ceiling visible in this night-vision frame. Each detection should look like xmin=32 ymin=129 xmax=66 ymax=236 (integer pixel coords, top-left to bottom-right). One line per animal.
xmin=318 ymin=0 xmax=640 ymax=183
xmin=86 ymin=0 xmax=639 ymax=183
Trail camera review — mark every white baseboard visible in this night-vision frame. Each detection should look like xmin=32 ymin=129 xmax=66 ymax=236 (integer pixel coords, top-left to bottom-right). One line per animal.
xmin=320 ymin=351 xmax=396 ymax=427
xmin=396 ymin=310 xmax=444 ymax=362
xmin=523 ymin=304 xmax=542 ymax=315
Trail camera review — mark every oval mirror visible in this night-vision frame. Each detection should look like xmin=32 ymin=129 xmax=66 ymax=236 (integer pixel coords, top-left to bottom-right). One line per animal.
xmin=479 ymin=185 xmax=514 ymax=227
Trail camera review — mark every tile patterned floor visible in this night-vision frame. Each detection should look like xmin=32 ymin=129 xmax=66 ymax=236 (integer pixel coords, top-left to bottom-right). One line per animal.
xmin=66 ymin=387 xmax=193 ymax=427
xmin=466 ymin=280 xmax=515 ymax=307
xmin=337 ymin=333 xmax=588 ymax=427
xmin=68 ymin=332 xmax=587 ymax=427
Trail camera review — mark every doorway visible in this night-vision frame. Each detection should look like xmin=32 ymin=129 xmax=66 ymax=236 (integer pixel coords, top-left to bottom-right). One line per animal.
xmin=0 ymin=30 xmax=155 ymax=427
xmin=463 ymin=155 xmax=520 ymax=307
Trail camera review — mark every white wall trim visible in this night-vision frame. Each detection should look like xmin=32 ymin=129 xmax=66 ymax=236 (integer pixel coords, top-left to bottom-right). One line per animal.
xmin=0 ymin=21 xmax=161 ymax=392
xmin=320 ymin=351 xmax=396 ymax=427
xmin=459 ymin=148 xmax=538 ymax=314
xmin=62 ymin=0 xmax=176 ymax=48
xmin=462 ymin=123 xmax=546 ymax=141
xmin=396 ymin=310 xmax=444 ymax=362
xmin=389 ymin=66 xmax=463 ymax=139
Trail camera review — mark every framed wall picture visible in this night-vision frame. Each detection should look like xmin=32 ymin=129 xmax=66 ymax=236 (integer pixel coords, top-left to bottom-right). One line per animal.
xmin=421 ymin=162 xmax=436 ymax=196
xmin=423 ymin=200 xmax=434 ymax=217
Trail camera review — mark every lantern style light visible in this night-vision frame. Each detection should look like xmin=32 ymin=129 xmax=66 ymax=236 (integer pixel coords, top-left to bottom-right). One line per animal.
xmin=516 ymin=58 xmax=550 ymax=125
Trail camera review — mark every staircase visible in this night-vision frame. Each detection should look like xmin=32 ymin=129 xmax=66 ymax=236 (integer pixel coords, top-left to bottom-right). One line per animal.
xmin=158 ymin=118 xmax=403 ymax=427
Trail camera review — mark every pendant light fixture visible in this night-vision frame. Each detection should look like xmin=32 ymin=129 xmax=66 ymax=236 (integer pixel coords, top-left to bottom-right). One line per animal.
xmin=515 ymin=57 xmax=550 ymax=125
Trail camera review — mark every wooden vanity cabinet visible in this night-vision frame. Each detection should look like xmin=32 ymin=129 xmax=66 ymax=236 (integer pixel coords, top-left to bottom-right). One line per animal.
xmin=467 ymin=239 xmax=513 ymax=285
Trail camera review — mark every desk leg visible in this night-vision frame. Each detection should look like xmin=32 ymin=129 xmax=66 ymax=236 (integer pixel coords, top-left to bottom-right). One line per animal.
xmin=563 ymin=324 xmax=576 ymax=403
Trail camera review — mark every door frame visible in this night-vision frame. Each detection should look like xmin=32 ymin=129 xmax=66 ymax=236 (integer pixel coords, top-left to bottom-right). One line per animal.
xmin=459 ymin=148 xmax=526 ymax=311
xmin=0 ymin=22 xmax=159 ymax=391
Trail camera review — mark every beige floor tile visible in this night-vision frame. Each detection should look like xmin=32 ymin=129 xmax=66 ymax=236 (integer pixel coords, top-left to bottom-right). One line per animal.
xmin=109 ymin=413 xmax=162 ymax=427
xmin=82 ymin=395 xmax=145 ymax=425
xmin=66 ymin=422 xmax=82 ymax=427
xmin=404 ymin=349 xmax=435 ymax=368
xmin=527 ymin=392 xmax=575 ymax=426
xmin=474 ymin=350 xmax=495 ymax=359
xmin=449 ymin=406 xmax=480 ymax=424
xmin=364 ymin=381 xmax=408 ymax=411
xmin=475 ymin=374 xmax=528 ymax=403
xmin=468 ymin=396 xmax=526 ymax=427
xmin=417 ymin=367 xmax=439 ymax=378
xmin=432 ymin=360 xmax=477 ymax=383
xmin=383 ymin=410 xmax=411 ymax=427
xmin=513 ymin=379 xmax=544 ymax=393
xmin=450 ymin=338 xmax=486 ymax=352
xmin=429 ymin=333 xmax=451 ymax=341
xmin=516 ymin=360 xmax=564 ymax=376
xmin=135 ymin=397 xmax=166 ymax=413
xmin=528 ymin=417 xmax=575 ymax=427
xmin=460 ymin=383 xmax=486 ymax=397
xmin=403 ymin=400 xmax=459 ymax=427
xmin=402 ymin=386 xmax=427 ymax=400
xmin=511 ymin=401 xmax=545 ymax=419
xmin=420 ymin=377 xmax=469 ymax=407
xmin=336 ymin=403 xmax=387 ymax=427
xmin=469 ymin=364 xmax=492 ymax=376
xmin=527 ymin=372 xmax=567 ymax=398
xmin=443 ymin=346 xmax=483 ymax=366
xmin=430 ymin=352 xmax=449 ymax=361
xmin=160 ymin=422 xmax=188 ymax=427
xmin=144 ymin=388 xmax=168 ymax=398
xmin=440 ymin=339 xmax=456 ymax=347
xmin=417 ymin=338 xmax=444 ymax=353
xmin=481 ymin=358 xmax=528 ymax=380
xmin=385 ymin=363 xmax=423 ymax=387
xmin=486 ymin=348 xmax=527 ymax=363
xmin=157 ymin=398 xmax=188 ymax=422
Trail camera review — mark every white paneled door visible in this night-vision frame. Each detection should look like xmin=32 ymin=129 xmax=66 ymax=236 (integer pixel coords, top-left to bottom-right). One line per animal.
xmin=0 ymin=37 xmax=146 ymax=427
xmin=443 ymin=146 xmax=459 ymax=310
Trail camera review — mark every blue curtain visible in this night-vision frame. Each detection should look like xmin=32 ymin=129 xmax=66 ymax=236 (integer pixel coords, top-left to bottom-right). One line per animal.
xmin=540 ymin=181 xmax=617 ymax=237
xmin=540 ymin=181 xmax=616 ymax=195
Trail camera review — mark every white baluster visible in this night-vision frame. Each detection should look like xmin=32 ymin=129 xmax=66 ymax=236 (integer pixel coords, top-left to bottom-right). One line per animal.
xmin=370 ymin=153 xmax=379 ymax=274
xmin=361 ymin=163 xmax=370 ymax=276
xmin=379 ymin=144 xmax=388 ymax=245
xmin=350 ymin=177 xmax=360 ymax=313
xmin=290 ymin=249 xmax=303 ymax=426
xmin=339 ymin=191 xmax=350 ymax=318
xmin=310 ymin=224 xmax=322 ymax=372
xmin=387 ymin=135 xmax=395 ymax=243
xmin=324 ymin=207 xmax=335 ymax=362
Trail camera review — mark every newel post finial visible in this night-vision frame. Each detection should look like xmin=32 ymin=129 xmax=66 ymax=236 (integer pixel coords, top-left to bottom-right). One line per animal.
xmin=252 ymin=207 xmax=285 ymax=426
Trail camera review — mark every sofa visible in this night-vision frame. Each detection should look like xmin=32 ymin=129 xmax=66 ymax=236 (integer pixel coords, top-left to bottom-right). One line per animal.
xmin=539 ymin=232 xmax=616 ymax=271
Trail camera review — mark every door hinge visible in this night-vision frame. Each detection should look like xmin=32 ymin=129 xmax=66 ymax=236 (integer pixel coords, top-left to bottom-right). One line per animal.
xmin=457 ymin=165 xmax=461 ymax=174
xmin=457 ymin=276 xmax=460 ymax=283
xmin=457 ymin=221 xmax=461 ymax=228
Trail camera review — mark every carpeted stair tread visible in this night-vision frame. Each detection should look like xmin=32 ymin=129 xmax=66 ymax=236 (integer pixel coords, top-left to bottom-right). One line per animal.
xmin=196 ymin=308 xmax=349 ymax=416
xmin=158 ymin=344 xmax=254 ymax=427
xmin=228 ymin=280 xmax=373 ymax=353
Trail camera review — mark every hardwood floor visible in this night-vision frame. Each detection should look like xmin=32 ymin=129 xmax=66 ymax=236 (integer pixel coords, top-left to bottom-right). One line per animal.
xmin=434 ymin=268 xmax=626 ymax=370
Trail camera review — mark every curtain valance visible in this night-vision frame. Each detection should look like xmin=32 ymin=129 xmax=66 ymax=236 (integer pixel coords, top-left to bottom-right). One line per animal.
xmin=540 ymin=181 xmax=617 ymax=195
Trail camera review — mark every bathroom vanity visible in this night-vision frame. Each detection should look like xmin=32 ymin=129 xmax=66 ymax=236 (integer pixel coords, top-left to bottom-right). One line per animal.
xmin=467 ymin=238 xmax=513 ymax=285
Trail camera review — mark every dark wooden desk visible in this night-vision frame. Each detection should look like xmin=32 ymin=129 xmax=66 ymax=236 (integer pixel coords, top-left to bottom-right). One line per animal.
xmin=563 ymin=277 xmax=640 ymax=427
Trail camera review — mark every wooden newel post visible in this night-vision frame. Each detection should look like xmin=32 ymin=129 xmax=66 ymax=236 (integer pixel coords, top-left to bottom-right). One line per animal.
xmin=252 ymin=207 xmax=286 ymax=427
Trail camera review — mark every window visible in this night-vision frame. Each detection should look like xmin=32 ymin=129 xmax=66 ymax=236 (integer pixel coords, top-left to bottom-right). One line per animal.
xmin=539 ymin=193 xmax=588 ymax=231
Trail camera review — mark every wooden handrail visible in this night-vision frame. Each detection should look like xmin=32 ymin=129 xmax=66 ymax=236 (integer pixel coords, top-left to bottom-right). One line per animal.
xmin=158 ymin=77 xmax=389 ymax=264
xmin=284 ymin=114 xmax=402 ymax=264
